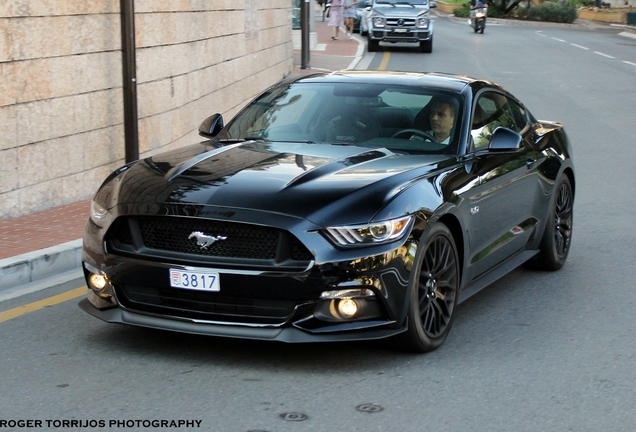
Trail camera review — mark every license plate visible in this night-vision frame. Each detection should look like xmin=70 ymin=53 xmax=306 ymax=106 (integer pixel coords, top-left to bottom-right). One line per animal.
xmin=169 ymin=269 xmax=220 ymax=291
xmin=394 ymin=28 xmax=408 ymax=33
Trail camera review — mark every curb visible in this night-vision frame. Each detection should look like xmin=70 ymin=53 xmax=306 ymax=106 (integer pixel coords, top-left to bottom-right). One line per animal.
xmin=0 ymin=239 xmax=83 ymax=292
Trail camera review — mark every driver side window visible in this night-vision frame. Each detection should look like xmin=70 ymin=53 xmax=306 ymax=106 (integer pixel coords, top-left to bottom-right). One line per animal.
xmin=471 ymin=92 xmax=518 ymax=149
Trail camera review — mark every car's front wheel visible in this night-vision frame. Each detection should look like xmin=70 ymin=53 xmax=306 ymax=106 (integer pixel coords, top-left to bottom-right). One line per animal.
xmin=392 ymin=223 xmax=459 ymax=352
xmin=368 ymin=38 xmax=379 ymax=52
xmin=530 ymin=175 xmax=573 ymax=270
xmin=420 ymin=37 xmax=433 ymax=53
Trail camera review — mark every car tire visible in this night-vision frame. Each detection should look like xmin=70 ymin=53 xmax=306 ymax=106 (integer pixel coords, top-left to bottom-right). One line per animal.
xmin=527 ymin=175 xmax=573 ymax=271
xmin=392 ymin=223 xmax=459 ymax=353
xmin=420 ymin=38 xmax=432 ymax=53
xmin=368 ymin=38 xmax=379 ymax=52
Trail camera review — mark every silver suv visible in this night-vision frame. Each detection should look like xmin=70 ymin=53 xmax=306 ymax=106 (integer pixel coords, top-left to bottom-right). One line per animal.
xmin=366 ymin=0 xmax=436 ymax=53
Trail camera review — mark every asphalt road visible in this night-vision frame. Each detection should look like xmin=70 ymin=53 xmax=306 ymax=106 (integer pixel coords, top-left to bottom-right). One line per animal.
xmin=1 ymin=15 xmax=636 ymax=432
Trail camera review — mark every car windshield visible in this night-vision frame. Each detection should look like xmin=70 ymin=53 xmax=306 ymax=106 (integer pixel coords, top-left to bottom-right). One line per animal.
xmin=217 ymin=81 xmax=463 ymax=155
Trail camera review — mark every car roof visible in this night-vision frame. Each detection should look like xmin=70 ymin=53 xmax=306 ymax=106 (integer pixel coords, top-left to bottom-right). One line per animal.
xmin=287 ymin=70 xmax=481 ymax=94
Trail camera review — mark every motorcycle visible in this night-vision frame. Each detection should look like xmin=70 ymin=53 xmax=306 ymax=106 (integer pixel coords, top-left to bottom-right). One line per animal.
xmin=470 ymin=5 xmax=487 ymax=34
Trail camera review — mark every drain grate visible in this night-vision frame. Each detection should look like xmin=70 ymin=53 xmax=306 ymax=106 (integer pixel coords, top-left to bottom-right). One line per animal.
xmin=279 ymin=412 xmax=308 ymax=422
xmin=356 ymin=403 xmax=384 ymax=413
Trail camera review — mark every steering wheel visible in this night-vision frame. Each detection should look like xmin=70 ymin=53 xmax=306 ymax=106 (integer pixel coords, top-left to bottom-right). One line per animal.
xmin=391 ymin=129 xmax=436 ymax=142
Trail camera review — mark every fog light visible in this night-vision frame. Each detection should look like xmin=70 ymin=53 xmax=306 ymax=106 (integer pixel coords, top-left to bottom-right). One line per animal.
xmin=88 ymin=273 xmax=108 ymax=290
xmin=337 ymin=298 xmax=359 ymax=318
xmin=87 ymin=272 xmax=113 ymax=299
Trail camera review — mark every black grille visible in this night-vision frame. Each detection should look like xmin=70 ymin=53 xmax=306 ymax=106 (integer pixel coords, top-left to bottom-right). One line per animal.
xmin=117 ymin=284 xmax=297 ymax=325
xmin=139 ymin=218 xmax=279 ymax=259
xmin=386 ymin=18 xmax=416 ymax=26
xmin=106 ymin=216 xmax=314 ymax=269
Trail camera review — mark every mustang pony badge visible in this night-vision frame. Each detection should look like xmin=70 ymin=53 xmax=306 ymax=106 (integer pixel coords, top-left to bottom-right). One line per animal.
xmin=188 ymin=231 xmax=227 ymax=249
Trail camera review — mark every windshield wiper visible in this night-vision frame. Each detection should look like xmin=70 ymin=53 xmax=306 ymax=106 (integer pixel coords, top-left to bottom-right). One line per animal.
xmin=274 ymin=140 xmax=316 ymax=144
xmin=395 ymin=1 xmax=415 ymax=6
xmin=216 ymin=138 xmax=246 ymax=143
xmin=215 ymin=137 xmax=267 ymax=143
xmin=330 ymin=141 xmax=362 ymax=146
xmin=242 ymin=136 xmax=269 ymax=141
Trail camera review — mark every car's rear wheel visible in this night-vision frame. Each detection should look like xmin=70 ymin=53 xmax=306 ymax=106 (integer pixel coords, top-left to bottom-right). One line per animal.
xmin=529 ymin=175 xmax=573 ymax=271
xmin=392 ymin=224 xmax=459 ymax=352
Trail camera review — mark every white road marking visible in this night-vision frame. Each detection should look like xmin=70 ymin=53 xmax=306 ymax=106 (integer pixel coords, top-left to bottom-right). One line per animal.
xmin=570 ymin=43 xmax=589 ymax=50
xmin=551 ymin=37 xmax=566 ymax=42
xmin=623 ymin=61 xmax=636 ymax=67
xmin=594 ymin=51 xmax=615 ymax=59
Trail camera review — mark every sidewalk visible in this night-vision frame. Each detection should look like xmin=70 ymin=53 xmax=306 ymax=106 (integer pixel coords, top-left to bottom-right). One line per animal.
xmin=292 ymin=16 xmax=366 ymax=74
xmin=0 ymin=19 xmax=366 ymax=296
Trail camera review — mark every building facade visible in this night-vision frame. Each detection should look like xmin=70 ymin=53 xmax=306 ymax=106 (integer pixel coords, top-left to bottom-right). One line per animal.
xmin=0 ymin=0 xmax=294 ymax=218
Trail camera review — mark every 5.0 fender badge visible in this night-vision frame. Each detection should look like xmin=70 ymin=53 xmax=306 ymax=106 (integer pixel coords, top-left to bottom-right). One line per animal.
xmin=188 ymin=231 xmax=227 ymax=249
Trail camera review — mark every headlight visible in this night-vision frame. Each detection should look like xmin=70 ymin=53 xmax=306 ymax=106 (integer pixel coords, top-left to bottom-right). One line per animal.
xmin=325 ymin=215 xmax=414 ymax=247
xmin=373 ymin=16 xmax=385 ymax=28
xmin=418 ymin=17 xmax=429 ymax=28
xmin=90 ymin=200 xmax=111 ymax=228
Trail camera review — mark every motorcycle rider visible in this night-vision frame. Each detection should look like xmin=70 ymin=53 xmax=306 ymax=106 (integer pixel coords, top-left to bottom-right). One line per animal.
xmin=470 ymin=0 xmax=487 ymax=31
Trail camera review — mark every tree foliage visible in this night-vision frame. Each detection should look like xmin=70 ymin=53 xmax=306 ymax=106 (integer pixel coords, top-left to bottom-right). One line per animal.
xmin=453 ymin=0 xmax=578 ymax=23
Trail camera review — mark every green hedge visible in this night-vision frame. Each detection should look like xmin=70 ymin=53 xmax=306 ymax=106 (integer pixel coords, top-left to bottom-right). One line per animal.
xmin=454 ymin=6 xmax=470 ymax=17
xmin=517 ymin=1 xmax=578 ymax=23
xmin=453 ymin=3 xmax=506 ymax=19
xmin=453 ymin=0 xmax=578 ymax=23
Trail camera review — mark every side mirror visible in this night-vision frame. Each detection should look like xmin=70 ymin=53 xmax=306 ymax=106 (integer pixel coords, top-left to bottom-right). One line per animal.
xmin=488 ymin=127 xmax=522 ymax=151
xmin=430 ymin=1 xmax=437 ymax=8
xmin=198 ymin=114 xmax=224 ymax=138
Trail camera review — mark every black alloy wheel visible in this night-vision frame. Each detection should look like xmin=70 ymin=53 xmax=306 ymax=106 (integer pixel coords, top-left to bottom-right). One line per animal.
xmin=529 ymin=175 xmax=573 ymax=271
xmin=393 ymin=223 xmax=459 ymax=352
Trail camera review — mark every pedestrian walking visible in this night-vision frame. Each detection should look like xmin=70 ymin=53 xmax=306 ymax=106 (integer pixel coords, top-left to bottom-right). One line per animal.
xmin=328 ymin=0 xmax=344 ymax=40
xmin=343 ymin=0 xmax=359 ymax=39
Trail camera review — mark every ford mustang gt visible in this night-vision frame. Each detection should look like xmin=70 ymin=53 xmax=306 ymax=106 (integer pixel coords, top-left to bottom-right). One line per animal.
xmin=80 ymin=71 xmax=574 ymax=352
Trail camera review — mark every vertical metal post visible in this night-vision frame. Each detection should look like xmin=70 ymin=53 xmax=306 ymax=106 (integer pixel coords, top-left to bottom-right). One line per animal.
xmin=301 ymin=0 xmax=310 ymax=69
xmin=120 ymin=0 xmax=139 ymax=162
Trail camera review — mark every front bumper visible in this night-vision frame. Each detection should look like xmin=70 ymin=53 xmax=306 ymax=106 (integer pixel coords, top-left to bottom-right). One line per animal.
xmin=369 ymin=25 xmax=433 ymax=43
xmin=80 ymin=215 xmax=420 ymax=342
xmin=79 ymin=298 xmax=406 ymax=343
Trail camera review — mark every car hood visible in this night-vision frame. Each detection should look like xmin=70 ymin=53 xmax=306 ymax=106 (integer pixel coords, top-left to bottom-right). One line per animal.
xmin=373 ymin=5 xmax=429 ymax=16
xmin=101 ymin=141 xmax=449 ymax=226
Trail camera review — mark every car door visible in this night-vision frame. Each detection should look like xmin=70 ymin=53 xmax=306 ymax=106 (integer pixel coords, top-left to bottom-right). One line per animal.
xmin=463 ymin=91 xmax=543 ymax=281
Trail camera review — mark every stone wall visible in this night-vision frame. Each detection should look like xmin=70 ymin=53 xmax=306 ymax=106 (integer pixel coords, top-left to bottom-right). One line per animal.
xmin=0 ymin=0 xmax=294 ymax=218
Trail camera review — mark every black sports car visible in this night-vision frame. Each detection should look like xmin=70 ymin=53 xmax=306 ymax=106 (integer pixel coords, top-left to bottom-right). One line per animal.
xmin=80 ymin=71 xmax=574 ymax=352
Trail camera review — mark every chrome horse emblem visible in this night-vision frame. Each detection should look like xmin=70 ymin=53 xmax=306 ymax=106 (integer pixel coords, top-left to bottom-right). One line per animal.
xmin=188 ymin=231 xmax=227 ymax=249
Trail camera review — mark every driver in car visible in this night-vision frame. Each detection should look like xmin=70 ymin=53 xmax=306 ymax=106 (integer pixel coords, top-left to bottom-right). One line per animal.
xmin=428 ymin=95 xmax=456 ymax=144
